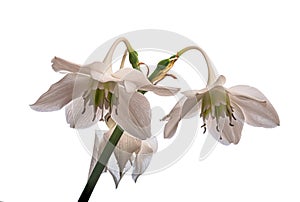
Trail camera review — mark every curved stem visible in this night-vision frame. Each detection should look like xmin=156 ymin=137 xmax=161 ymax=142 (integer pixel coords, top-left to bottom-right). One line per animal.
xmin=119 ymin=50 xmax=128 ymax=69
xmin=103 ymin=37 xmax=134 ymax=67
xmin=177 ymin=46 xmax=217 ymax=86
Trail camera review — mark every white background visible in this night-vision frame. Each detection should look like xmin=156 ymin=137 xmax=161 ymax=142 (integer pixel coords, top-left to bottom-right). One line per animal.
xmin=0 ymin=0 xmax=299 ymax=201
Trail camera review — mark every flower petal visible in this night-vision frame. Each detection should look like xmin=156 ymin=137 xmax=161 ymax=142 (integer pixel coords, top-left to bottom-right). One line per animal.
xmin=229 ymin=85 xmax=280 ymax=127
xmin=222 ymin=103 xmax=245 ymax=144
xmin=81 ymin=62 xmax=121 ymax=83
xmin=30 ymin=73 xmax=76 ymax=111
xmin=181 ymin=89 xmax=207 ymax=97
xmin=51 ymin=57 xmax=80 ymax=73
xmin=113 ymin=131 xmax=141 ymax=174
xmin=207 ymin=103 xmax=245 ymax=145
xmin=111 ymin=86 xmax=152 ymax=140
xmin=88 ymin=130 xmax=109 ymax=177
xmin=139 ymin=84 xmax=180 ymax=96
xmin=65 ymin=97 xmax=102 ymax=128
xmin=113 ymin=68 xmax=179 ymax=95
xmin=207 ymin=117 xmax=230 ymax=145
xmin=163 ymin=94 xmax=201 ymax=138
xmin=132 ymin=137 xmax=157 ymax=182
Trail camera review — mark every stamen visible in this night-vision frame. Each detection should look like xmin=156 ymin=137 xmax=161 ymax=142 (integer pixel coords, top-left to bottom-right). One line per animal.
xmin=82 ymin=97 xmax=89 ymax=114
xmin=92 ymin=113 xmax=96 ymax=122
xmin=81 ymin=90 xmax=90 ymax=114
xmin=165 ymin=73 xmax=178 ymax=79
xmin=201 ymin=123 xmax=206 ymax=134
xmin=231 ymin=106 xmax=234 ymax=112
xmin=138 ymin=62 xmax=150 ymax=76
xmin=229 ymin=123 xmax=234 ymax=127
xmin=82 ymin=106 xmax=86 ymax=114
xmin=232 ymin=114 xmax=236 ymax=120
xmin=216 ymin=125 xmax=220 ymax=132
xmin=92 ymin=106 xmax=98 ymax=121
xmin=100 ymin=109 xmax=104 ymax=121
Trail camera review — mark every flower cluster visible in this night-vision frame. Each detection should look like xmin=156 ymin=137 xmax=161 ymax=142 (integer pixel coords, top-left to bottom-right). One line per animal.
xmin=31 ymin=37 xmax=279 ymax=201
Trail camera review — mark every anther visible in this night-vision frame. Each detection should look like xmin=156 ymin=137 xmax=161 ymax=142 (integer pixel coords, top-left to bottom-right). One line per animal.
xmin=82 ymin=106 xmax=86 ymax=114
xmin=229 ymin=122 xmax=234 ymax=127
xmin=232 ymin=114 xmax=236 ymax=120
xmin=216 ymin=125 xmax=220 ymax=132
xmin=203 ymin=127 xmax=207 ymax=134
xmin=201 ymin=123 xmax=207 ymax=134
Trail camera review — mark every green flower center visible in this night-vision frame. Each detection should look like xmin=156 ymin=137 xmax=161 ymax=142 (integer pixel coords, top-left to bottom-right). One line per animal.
xmin=200 ymin=86 xmax=236 ymax=135
xmin=82 ymin=81 xmax=117 ymax=121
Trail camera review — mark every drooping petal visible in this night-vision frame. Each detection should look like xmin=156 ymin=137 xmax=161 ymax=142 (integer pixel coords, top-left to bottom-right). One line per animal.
xmin=162 ymin=98 xmax=182 ymax=139
xmin=229 ymin=85 xmax=280 ymax=127
xmin=163 ymin=94 xmax=201 ymax=138
xmin=81 ymin=62 xmax=121 ymax=83
xmin=88 ymin=130 xmax=109 ymax=177
xmin=113 ymin=68 xmax=179 ymax=96
xmin=181 ymin=89 xmax=207 ymax=97
xmin=139 ymin=84 xmax=180 ymax=96
xmin=111 ymin=86 xmax=152 ymax=140
xmin=51 ymin=57 xmax=80 ymax=73
xmin=30 ymin=73 xmax=76 ymax=111
xmin=207 ymin=117 xmax=230 ymax=145
xmin=132 ymin=137 xmax=157 ymax=182
xmin=113 ymin=131 xmax=141 ymax=175
xmin=222 ymin=103 xmax=245 ymax=144
xmin=65 ymin=97 xmax=102 ymax=128
xmin=207 ymin=103 xmax=245 ymax=145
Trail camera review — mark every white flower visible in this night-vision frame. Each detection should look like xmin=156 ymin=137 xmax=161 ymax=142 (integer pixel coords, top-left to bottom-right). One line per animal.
xmin=162 ymin=75 xmax=280 ymax=145
xmin=89 ymin=115 xmax=157 ymax=187
xmin=31 ymin=41 xmax=179 ymax=140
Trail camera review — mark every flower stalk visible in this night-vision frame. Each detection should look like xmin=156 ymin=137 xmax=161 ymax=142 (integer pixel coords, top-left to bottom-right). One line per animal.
xmin=78 ymin=125 xmax=124 ymax=202
xmin=177 ymin=46 xmax=217 ymax=86
xmin=78 ymin=41 xmax=181 ymax=201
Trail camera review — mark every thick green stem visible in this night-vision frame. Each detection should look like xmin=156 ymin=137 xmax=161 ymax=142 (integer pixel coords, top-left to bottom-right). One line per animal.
xmin=78 ymin=125 xmax=124 ymax=202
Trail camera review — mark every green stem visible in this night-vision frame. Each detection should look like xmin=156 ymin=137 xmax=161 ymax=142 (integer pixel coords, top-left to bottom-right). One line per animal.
xmin=78 ymin=125 xmax=124 ymax=202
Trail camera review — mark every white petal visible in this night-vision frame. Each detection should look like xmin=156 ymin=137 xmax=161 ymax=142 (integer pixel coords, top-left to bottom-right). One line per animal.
xmin=132 ymin=137 xmax=157 ymax=182
xmin=113 ymin=131 xmax=141 ymax=174
xmin=207 ymin=103 xmax=245 ymax=145
xmin=113 ymin=68 xmax=179 ymax=95
xmin=51 ymin=57 xmax=80 ymax=73
xmin=207 ymin=117 xmax=230 ymax=145
xmin=81 ymin=62 xmax=121 ymax=83
xmin=111 ymin=86 xmax=152 ymax=140
xmin=139 ymin=84 xmax=180 ymax=96
xmin=229 ymin=85 xmax=280 ymax=127
xmin=163 ymin=95 xmax=201 ymax=138
xmin=65 ymin=97 xmax=102 ymax=128
xmin=88 ymin=130 xmax=109 ymax=177
xmin=72 ymin=74 xmax=94 ymax=99
xmin=181 ymin=89 xmax=207 ymax=97
xmin=30 ymin=74 xmax=76 ymax=111
xmin=112 ymin=68 xmax=147 ymax=87
xmin=222 ymin=104 xmax=245 ymax=144
xmin=162 ymin=99 xmax=182 ymax=138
